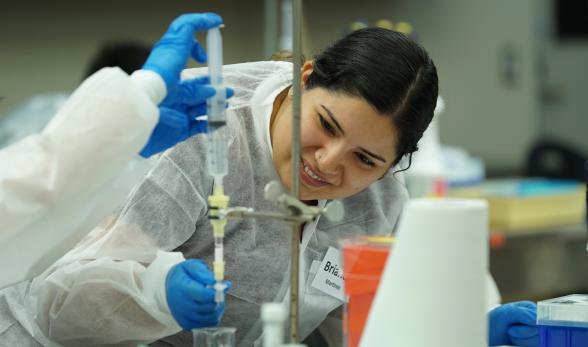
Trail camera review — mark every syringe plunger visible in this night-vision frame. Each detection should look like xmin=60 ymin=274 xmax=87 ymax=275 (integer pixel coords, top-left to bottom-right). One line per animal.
xmin=207 ymin=27 xmax=223 ymax=85
xmin=206 ymin=27 xmax=225 ymax=125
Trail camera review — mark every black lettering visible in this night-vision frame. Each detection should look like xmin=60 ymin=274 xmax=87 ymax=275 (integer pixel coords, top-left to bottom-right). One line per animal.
xmin=324 ymin=261 xmax=332 ymax=272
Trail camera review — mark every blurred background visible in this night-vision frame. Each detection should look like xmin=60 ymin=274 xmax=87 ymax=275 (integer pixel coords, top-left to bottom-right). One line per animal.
xmin=1 ymin=0 xmax=587 ymax=303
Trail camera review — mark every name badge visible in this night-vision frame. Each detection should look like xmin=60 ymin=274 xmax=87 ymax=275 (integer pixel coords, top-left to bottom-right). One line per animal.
xmin=311 ymin=246 xmax=345 ymax=301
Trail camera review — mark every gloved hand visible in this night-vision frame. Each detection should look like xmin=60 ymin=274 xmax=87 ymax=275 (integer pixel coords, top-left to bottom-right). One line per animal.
xmin=139 ymin=77 xmax=234 ymax=157
xmin=489 ymin=301 xmax=539 ymax=347
xmin=138 ymin=12 xmax=234 ymax=158
xmin=142 ymin=13 xmax=222 ymax=90
xmin=166 ymin=259 xmax=231 ymax=331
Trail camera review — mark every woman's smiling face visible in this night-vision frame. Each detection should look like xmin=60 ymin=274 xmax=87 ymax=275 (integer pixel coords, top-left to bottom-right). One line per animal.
xmin=270 ymin=65 xmax=398 ymax=201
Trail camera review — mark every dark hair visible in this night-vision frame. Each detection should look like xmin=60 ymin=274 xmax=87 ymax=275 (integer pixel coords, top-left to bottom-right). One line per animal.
xmin=305 ymin=28 xmax=439 ymax=170
xmin=83 ymin=41 xmax=151 ymax=79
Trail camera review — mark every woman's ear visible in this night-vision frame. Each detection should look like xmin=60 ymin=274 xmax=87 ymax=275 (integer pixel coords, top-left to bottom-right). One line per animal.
xmin=301 ymin=60 xmax=313 ymax=85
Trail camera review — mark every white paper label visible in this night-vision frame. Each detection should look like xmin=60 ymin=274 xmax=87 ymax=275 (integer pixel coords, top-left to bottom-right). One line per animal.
xmin=311 ymin=246 xmax=345 ymax=301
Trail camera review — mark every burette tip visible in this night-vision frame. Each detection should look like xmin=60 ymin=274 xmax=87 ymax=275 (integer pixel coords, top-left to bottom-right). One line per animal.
xmin=214 ymin=281 xmax=227 ymax=304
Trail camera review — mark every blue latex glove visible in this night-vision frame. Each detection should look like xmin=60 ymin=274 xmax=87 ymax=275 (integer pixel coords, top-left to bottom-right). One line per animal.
xmin=142 ymin=13 xmax=223 ymax=90
xmin=160 ymin=76 xmax=234 ymax=117
xmin=138 ymin=12 xmax=234 ymax=157
xmin=166 ymin=259 xmax=231 ymax=331
xmin=489 ymin=301 xmax=539 ymax=347
xmin=139 ymin=77 xmax=234 ymax=157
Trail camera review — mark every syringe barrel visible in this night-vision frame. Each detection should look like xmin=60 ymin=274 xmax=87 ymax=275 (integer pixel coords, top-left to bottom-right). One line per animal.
xmin=206 ymin=27 xmax=228 ymax=178
xmin=207 ymin=85 xmax=226 ymax=124
xmin=207 ymin=123 xmax=228 ymax=178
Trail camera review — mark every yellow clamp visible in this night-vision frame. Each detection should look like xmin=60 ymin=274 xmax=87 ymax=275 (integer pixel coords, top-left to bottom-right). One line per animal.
xmin=208 ymin=185 xmax=230 ymax=237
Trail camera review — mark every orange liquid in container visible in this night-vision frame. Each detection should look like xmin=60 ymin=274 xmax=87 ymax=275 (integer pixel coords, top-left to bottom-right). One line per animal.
xmin=341 ymin=236 xmax=393 ymax=347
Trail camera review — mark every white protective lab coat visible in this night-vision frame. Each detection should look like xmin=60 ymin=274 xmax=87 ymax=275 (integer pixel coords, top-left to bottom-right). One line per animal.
xmin=16 ymin=61 xmax=407 ymax=347
xmin=0 ymin=67 xmax=165 ymax=288
xmin=0 ymin=62 xmax=502 ymax=347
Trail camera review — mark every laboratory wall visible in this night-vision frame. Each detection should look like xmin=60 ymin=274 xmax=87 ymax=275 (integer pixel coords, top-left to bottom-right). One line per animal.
xmin=1 ymin=0 xmax=587 ymax=307
xmin=2 ymin=0 xmax=586 ymax=174
xmin=304 ymin=0 xmax=588 ymax=174
xmin=536 ymin=0 xmax=588 ymax=156
xmin=0 ymin=0 xmax=266 ymax=115
xmin=303 ymin=0 xmax=542 ymax=174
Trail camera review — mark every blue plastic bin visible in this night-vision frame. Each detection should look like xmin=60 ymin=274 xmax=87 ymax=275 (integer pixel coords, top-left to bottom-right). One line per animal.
xmin=538 ymin=294 xmax=588 ymax=347
xmin=539 ymin=323 xmax=588 ymax=346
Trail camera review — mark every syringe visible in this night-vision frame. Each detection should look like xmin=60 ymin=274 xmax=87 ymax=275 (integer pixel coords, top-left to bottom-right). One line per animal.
xmin=206 ymin=26 xmax=229 ymax=305
xmin=206 ymin=26 xmax=228 ymax=178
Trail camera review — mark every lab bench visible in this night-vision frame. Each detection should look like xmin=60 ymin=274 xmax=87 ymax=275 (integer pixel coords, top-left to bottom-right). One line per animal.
xmin=490 ymin=224 xmax=588 ymax=302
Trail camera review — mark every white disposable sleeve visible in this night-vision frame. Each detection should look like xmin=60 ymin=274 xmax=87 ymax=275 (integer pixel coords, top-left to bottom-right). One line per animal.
xmin=28 ymin=149 xmax=210 ymax=345
xmin=0 ymin=67 xmax=165 ymax=287
xmin=31 ymin=244 xmax=185 ymax=345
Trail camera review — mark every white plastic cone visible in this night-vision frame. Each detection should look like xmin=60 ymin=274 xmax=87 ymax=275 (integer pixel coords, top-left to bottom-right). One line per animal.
xmin=360 ymin=198 xmax=488 ymax=347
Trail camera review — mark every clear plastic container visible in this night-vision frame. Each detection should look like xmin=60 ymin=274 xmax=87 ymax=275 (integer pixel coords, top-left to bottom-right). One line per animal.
xmin=193 ymin=327 xmax=236 ymax=347
xmin=538 ymin=294 xmax=588 ymax=347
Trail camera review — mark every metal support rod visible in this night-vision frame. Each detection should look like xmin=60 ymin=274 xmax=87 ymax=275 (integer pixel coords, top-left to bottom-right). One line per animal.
xmin=289 ymin=223 xmax=301 ymax=343
xmin=291 ymin=1 xmax=301 ymax=197
xmin=263 ymin=0 xmax=278 ymax=58
xmin=221 ymin=208 xmax=316 ymax=223
xmin=289 ymin=0 xmax=302 ymax=342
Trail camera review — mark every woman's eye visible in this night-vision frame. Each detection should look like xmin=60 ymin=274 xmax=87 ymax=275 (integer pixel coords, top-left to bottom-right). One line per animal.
xmin=357 ymin=153 xmax=375 ymax=167
xmin=319 ymin=115 xmax=335 ymax=134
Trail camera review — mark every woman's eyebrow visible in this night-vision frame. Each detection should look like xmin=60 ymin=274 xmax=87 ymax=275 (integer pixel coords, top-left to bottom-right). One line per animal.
xmin=320 ymin=104 xmax=387 ymax=164
xmin=359 ymin=148 xmax=387 ymax=164
xmin=320 ymin=104 xmax=345 ymax=135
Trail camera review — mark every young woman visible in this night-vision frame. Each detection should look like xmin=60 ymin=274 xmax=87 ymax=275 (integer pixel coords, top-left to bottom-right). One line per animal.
xmin=28 ymin=27 xmax=438 ymax=346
